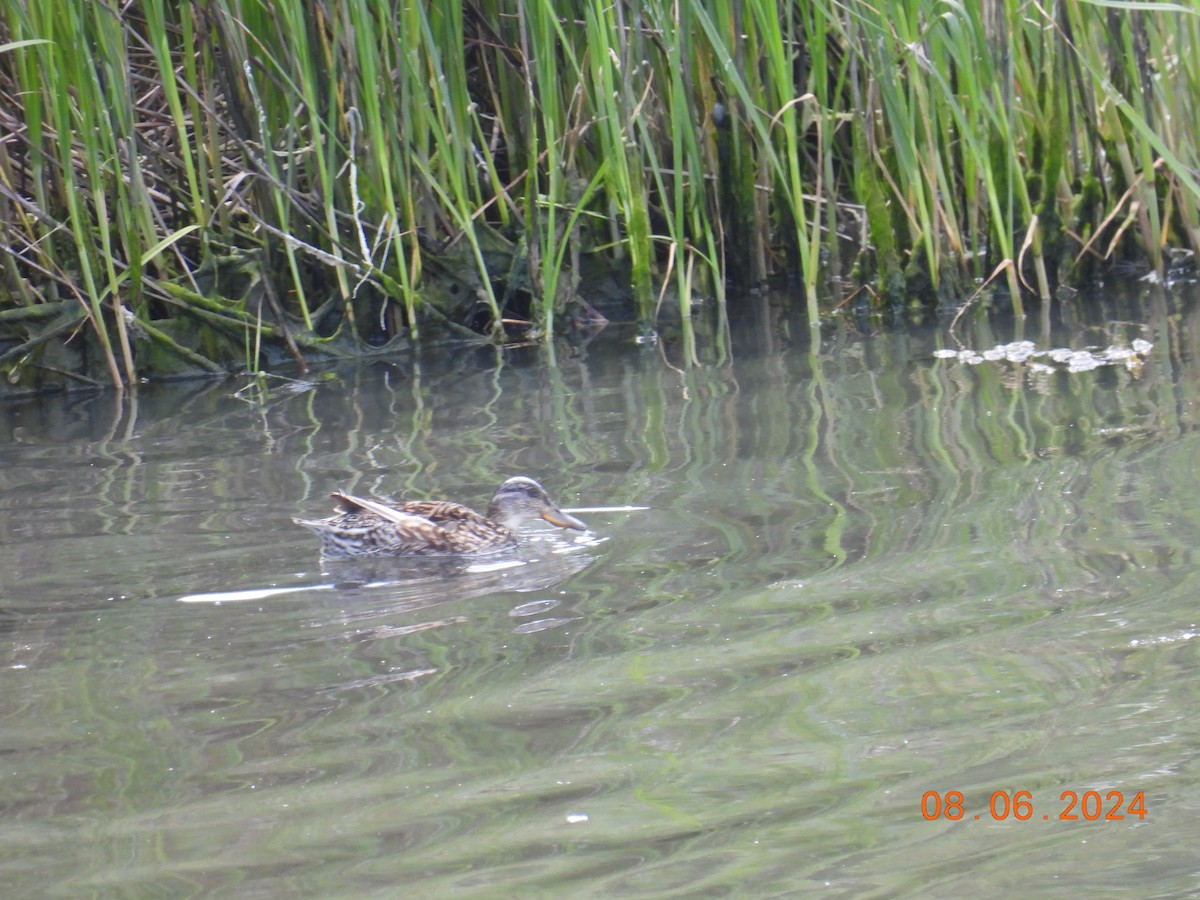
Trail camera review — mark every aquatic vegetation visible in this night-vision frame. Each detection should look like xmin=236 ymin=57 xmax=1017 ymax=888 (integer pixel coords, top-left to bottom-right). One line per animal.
xmin=1 ymin=0 xmax=1198 ymax=387
xmin=933 ymin=339 xmax=1154 ymax=374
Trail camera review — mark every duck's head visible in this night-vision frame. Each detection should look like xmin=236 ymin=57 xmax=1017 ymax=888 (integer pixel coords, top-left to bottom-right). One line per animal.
xmin=488 ymin=477 xmax=587 ymax=532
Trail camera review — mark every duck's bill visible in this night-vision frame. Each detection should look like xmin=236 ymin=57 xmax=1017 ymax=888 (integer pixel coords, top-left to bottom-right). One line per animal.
xmin=542 ymin=508 xmax=588 ymax=531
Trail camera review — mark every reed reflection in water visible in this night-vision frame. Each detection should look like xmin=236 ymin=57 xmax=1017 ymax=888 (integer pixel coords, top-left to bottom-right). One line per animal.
xmin=0 ymin=284 xmax=1197 ymax=895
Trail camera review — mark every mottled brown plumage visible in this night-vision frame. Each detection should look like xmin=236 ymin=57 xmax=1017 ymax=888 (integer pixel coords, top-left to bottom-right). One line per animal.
xmin=293 ymin=476 xmax=587 ymax=559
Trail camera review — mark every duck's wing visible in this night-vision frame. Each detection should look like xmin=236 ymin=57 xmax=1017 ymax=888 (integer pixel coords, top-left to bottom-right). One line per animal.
xmin=398 ymin=500 xmax=496 ymax=530
xmin=330 ymin=492 xmax=438 ymax=528
xmin=395 ymin=498 xmax=523 ymax=551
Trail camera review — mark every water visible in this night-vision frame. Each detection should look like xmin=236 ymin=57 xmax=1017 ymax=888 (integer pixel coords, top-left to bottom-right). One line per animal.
xmin=2 ymin=284 xmax=1198 ymax=896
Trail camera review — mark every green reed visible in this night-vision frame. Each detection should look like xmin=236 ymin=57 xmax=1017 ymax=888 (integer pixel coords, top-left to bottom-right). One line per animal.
xmin=2 ymin=0 xmax=1198 ymax=387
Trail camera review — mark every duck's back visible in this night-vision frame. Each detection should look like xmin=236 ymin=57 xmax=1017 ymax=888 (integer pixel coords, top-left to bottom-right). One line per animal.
xmin=314 ymin=497 xmax=517 ymax=557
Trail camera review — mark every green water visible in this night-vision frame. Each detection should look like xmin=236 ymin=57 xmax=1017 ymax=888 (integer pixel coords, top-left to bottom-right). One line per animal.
xmin=1 ymin=285 xmax=1197 ymax=896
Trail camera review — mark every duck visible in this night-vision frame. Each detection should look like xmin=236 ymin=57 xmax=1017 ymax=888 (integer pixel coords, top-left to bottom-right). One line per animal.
xmin=293 ymin=476 xmax=587 ymax=559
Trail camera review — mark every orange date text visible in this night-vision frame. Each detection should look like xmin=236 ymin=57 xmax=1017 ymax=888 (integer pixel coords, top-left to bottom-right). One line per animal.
xmin=921 ymin=790 xmax=1146 ymax=822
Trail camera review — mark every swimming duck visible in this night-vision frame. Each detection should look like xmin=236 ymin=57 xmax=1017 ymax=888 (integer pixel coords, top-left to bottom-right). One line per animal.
xmin=293 ymin=476 xmax=587 ymax=559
